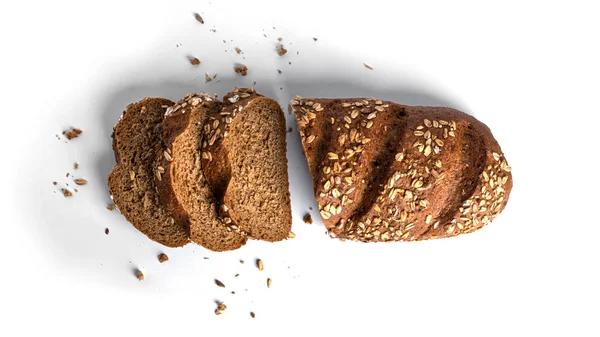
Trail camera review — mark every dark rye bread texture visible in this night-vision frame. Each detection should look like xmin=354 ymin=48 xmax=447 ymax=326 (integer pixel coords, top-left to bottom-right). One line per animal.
xmin=202 ymin=88 xmax=291 ymax=242
xmin=108 ymin=98 xmax=189 ymax=247
xmin=155 ymin=88 xmax=291 ymax=251
xmin=292 ymin=97 xmax=512 ymax=242
xmin=155 ymin=93 xmax=247 ymax=252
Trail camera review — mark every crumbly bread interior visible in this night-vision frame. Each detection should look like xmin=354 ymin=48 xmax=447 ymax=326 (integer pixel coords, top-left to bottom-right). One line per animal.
xmin=220 ymin=97 xmax=291 ymax=241
xmin=108 ymin=98 xmax=188 ymax=247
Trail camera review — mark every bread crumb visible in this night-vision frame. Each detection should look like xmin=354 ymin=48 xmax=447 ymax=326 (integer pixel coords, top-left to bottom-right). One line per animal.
xmin=136 ymin=270 xmax=144 ymax=281
xmin=288 ymin=232 xmax=296 ymax=239
xmin=74 ymin=188 xmax=79 ymax=193
xmin=107 ymin=203 xmax=116 ymax=211
xmin=277 ymin=69 xmax=282 ymax=74
xmin=278 ymin=37 xmax=283 ymax=41
xmin=234 ymin=64 xmax=248 ymax=76
xmin=277 ymin=45 xmax=288 ymax=56
xmin=190 ymin=57 xmax=201 ymax=66
xmin=235 ymin=273 xmax=239 ymax=277
xmin=313 ymin=37 xmax=318 ymax=41
xmin=63 ymin=127 xmax=82 ymax=140
xmin=287 ymin=127 xmax=292 ymax=133
xmin=267 ymin=278 xmax=272 ymax=288
xmin=364 ymin=63 xmax=373 ymax=70
xmin=210 ymin=28 xmax=217 ymax=33
xmin=53 ymin=181 xmax=57 ymax=185
xmin=74 ymin=163 xmax=79 ymax=169
xmin=287 ymin=104 xmax=292 ymax=114
xmin=215 ymin=279 xmax=225 ymax=287
xmin=256 ymin=259 xmax=264 ymax=271
xmin=303 ymin=213 xmax=313 ymax=224
xmin=158 ymin=253 xmax=169 ymax=263
xmin=250 ymin=312 xmax=255 ymax=318
xmin=66 ymin=173 xmax=70 ymax=177
xmin=194 ymin=13 xmax=204 ymax=24
xmin=105 ymin=228 xmax=109 ymax=235
xmin=231 ymin=291 xmax=235 ymax=294
xmin=240 ymin=260 xmax=245 ymax=264
xmin=235 ymin=47 xmax=242 ymax=54
xmin=309 ymin=206 xmax=313 ymax=210
xmin=74 ymin=178 xmax=87 ymax=186
xmin=62 ymin=189 xmax=72 ymax=198
xmin=215 ymin=302 xmax=227 ymax=315
xmin=205 ymin=73 xmax=212 ymax=82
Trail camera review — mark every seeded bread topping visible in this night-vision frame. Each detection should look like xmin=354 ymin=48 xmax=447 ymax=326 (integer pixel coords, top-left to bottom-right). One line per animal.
xmin=293 ymin=97 xmax=512 ymax=242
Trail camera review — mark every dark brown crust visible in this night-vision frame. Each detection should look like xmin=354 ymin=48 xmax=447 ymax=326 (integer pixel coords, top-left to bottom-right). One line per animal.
xmin=108 ymin=97 xmax=189 ymax=247
xmin=293 ymin=97 xmax=512 ymax=242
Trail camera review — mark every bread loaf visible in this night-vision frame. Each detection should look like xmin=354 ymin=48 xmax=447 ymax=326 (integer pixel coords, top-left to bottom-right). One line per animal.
xmin=292 ymin=97 xmax=512 ymax=242
xmin=108 ymin=98 xmax=189 ymax=247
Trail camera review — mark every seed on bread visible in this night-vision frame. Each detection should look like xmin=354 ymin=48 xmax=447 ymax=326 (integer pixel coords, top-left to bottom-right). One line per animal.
xmin=194 ymin=13 xmax=204 ymax=24
xmin=267 ymin=278 xmax=272 ymax=288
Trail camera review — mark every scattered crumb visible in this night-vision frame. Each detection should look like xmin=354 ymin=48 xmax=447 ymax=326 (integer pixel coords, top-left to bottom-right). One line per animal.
xmin=74 ymin=178 xmax=87 ymax=186
xmin=240 ymin=260 xmax=245 ymax=264
xmin=313 ymin=37 xmax=318 ymax=41
xmin=63 ymin=127 xmax=82 ymax=140
xmin=287 ymin=127 xmax=292 ymax=133
xmin=231 ymin=291 xmax=235 ymax=294
xmin=277 ymin=69 xmax=282 ymax=74
xmin=62 ymin=189 xmax=72 ymax=198
xmin=107 ymin=203 xmax=116 ymax=211
xmin=53 ymin=181 xmax=57 ymax=185
xmin=136 ymin=270 xmax=144 ymax=281
xmin=309 ymin=206 xmax=313 ymax=210
xmin=194 ymin=13 xmax=204 ymax=24
xmin=364 ymin=62 xmax=373 ymax=70
xmin=253 ymin=81 xmax=256 ymax=85
xmin=235 ymin=47 xmax=242 ymax=54
xmin=215 ymin=279 xmax=225 ymax=288
xmin=277 ymin=45 xmax=288 ymax=56
xmin=235 ymin=273 xmax=239 ymax=277
xmin=74 ymin=163 xmax=79 ymax=169
xmin=66 ymin=173 xmax=70 ymax=177
xmin=210 ymin=28 xmax=217 ymax=33
xmin=204 ymin=257 xmax=210 ymax=259
xmin=74 ymin=188 xmax=79 ymax=193
xmin=303 ymin=213 xmax=313 ymax=224
xmin=287 ymin=104 xmax=292 ymax=114
xmin=278 ymin=37 xmax=283 ymax=41
xmin=250 ymin=312 xmax=255 ymax=318
xmin=263 ymin=34 xmax=267 ymax=38
xmin=190 ymin=57 xmax=201 ymax=66
xmin=289 ymin=61 xmax=292 ymax=65
xmin=205 ymin=73 xmax=212 ymax=82
xmin=288 ymin=232 xmax=296 ymax=239
xmin=256 ymin=259 xmax=264 ymax=271
xmin=215 ymin=302 xmax=227 ymax=315
xmin=105 ymin=228 xmax=109 ymax=235
xmin=267 ymin=278 xmax=272 ymax=288
xmin=234 ymin=64 xmax=248 ymax=76
xmin=158 ymin=253 xmax=169 ymax=263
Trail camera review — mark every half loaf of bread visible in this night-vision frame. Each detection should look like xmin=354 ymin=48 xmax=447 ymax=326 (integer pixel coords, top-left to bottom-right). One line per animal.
xmin=292 ymin=97 xmax=512 ymax=242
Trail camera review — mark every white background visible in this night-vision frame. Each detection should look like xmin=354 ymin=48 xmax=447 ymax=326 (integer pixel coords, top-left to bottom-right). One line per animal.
xmin=1 ymin=0 xmax=599 ymax=336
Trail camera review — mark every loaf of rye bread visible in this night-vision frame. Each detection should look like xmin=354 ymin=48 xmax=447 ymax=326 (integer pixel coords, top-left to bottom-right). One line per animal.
xmin=292 ymin=97 xmax=512 ymax=242
xmin=155 ymin=88 xmax=291 ymax=251
xmin=108 ymin=98 xmax=189 ymax=247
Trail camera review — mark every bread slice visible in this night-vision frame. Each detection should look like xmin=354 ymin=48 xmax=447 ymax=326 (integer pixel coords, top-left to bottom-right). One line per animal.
xmin=108 ymin=98 xmax=189 ymax=247
xmin=155 ymin=88 xmax=291 ymax=250
xmin=292 ymin=97 xmax=512 ymax=242
xmin=155 ymin=93 xmax=247 ymax=252
xmin=203 ymin=88 xmax=291 ymax=241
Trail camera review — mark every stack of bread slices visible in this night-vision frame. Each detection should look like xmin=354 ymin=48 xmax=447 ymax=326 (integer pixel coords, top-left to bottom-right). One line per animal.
xmin=108 ymin=88 xmax=512 ymax=251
